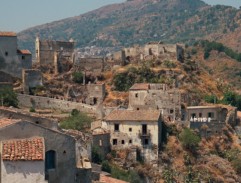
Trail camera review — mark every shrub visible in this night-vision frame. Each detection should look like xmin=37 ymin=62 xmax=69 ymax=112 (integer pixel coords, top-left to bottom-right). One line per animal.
xmin=179 ymin=128 xmax=201 ymax=151
xmin=92 ymin=146 xmax=103 ymax=164
xmin=29 ymin=107 xmax=36 ymax=113
xmin=0 ymin=87 xmax=18 ymax=107
xmin=60 ymin=109 xmax=93 ymax=131
xmin=101 ymin=160 xmax=111 ymax=173
xmin=72 ymin=72 xmax=83 ymax=84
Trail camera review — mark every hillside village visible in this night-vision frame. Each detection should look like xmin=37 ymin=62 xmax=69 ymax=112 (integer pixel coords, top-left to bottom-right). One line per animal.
xmin=0 ymin=27 xmax=241 ymax=183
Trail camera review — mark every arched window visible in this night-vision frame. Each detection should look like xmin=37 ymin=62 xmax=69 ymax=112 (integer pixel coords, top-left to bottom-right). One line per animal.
xmin=45 ymin=150 xmax=56 ymax=170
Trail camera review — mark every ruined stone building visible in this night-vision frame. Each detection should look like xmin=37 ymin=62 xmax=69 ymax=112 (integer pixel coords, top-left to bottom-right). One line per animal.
xmin=0 ymin=111 xmax=91 ymax=183
xmin=104 ymin=110 xmax=163 ymax=162
xmin=128 ymin=83 xmax=181 ymax=122
xmin=0 ymin=32 xmax=32 ymax=78
xmin=112 ymin=41 xmax=185 ymax=64
xmin=22 ymin=69 xmax=43 ymax=94
xmin=74 ymin=57 xmax=104 ymax=74
xmin=35 ymin=37 xmax=74 ymax=73
xmin=0 ymin=71 xmax=13 ymax=90
xmin=187 ymin=105 xmax=237 ymax=137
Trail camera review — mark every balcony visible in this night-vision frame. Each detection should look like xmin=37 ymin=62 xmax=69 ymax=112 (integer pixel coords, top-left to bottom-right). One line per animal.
xmin=139 ymin=130 xmax=151 ymax=138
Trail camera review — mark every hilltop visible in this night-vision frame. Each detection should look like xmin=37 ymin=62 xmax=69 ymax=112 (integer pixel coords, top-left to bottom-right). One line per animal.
xmin=17 ymin=0 xmax=241 ymax=55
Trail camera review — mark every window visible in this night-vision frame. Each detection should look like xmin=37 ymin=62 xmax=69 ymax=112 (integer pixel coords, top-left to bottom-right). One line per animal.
xmin=142 ymin=124 xmax=147 ymax=134
xmin=191 ymin=113 xmax=196 ymax=118
xmin=5 ymin=52 xmax=8 ymax=56
xmin=22 ymin=55 xmax=25 ymax=60
xmin=114 ymin=124 xmax=119 ymax=131
xmin=208 ymin=112 xmax=214 ymax=118
xmin=129 ymin=128 xmax=132 ymax=132
xmin=170 ymin=109 xmax=174 ymax=114
xmin=137 ymin=108 xmax=139 ymax=110
xmin=199 ymin=113 xmax=202 ymax=117
xmin=45 ymin=150 xmax=56 ymax=170
xmin=99 ymin=140 xmax=102 ymax=146
xmin=122 ymin=140 xmax=125 ymax=144
xmin=135 ymin=93 xmax=138 ymax=98
xmin=113 ymin=139 xmax=117 ymax=145
xmin=144 ymin=139 xmax=149 ymax=145
xmin=129 ymin=140 xmax=132 ymax=144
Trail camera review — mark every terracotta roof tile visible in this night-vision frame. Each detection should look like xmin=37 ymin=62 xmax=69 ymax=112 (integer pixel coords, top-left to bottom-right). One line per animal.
xmin=0 ymin=32 xmax=16 ymax=37
xmin=129 ymin=83 xmax=149 ymax=90
xmin=17 ymin=49 xmax=31 ymax=55
xmin=2 ymin=137 xmax=44 ymax=161
xmin=100 ymin=174 xmax=129 ymax=183
xmin=105 ymin=110 xmax=161 ymax=122
xmin=0 ymin=118 xmax=20 ymax=129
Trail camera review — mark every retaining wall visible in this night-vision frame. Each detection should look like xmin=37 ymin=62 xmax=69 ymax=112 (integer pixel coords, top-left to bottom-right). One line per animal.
xmin=17 ymin=94 xmax=97 ymax=114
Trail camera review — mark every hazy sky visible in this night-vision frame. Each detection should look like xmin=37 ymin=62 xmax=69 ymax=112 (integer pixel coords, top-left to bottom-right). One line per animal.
xmin=1 ymin=0 xmax=241 ymax=32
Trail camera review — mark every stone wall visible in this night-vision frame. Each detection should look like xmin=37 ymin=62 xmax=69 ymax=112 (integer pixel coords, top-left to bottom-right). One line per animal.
xmin=0 ymin=107 xmax=58 ymax=130
xmin=17 ymin=94 xmax=97 ymax=114
xmin=36 ymin=38 xmax=74 ymax=66
xmin=190 ymin=122 xmax=226 ymax=137
xmin=74 ymin=57 xmax=104 ymax=73
xmin=0 ymin=121 xmax=78 ymax=183
xmin=22 ymin=69 xmax=43 ymax=94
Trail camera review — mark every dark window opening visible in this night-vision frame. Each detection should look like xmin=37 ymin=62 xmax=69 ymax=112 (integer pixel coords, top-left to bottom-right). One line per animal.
xmin=93 ymin=97 xmax=97 ymax=105
xmin=35 ymin=121 xmax=39 ymax=124
xmin=135 ymin=93 xmax=138 ymax=98
xmin=191 ymin=113 xmax=196 ymax=118
xmin=208 ymin=112 xmax=214 ymax=118
xmin=137 ymin=108 xmax=139 ymax=110
xmin=45 ymin=150 xmax=56 ymax=179
xmin=129 ymin=140 xmax=132 ymax=144
xmin=142 ymin=124 xmax=147 ymax=135
xmin=199 ymin=113 xmax=202 ymax=117
xmin=113 ymin=139 xmax=117 ymax=145
xmin=170 ymin=109 xmax=174 ymax=114
xmin=22 ymin=55 xmax=25 ymax=60
xmin=144 ymin=139 xmax=149 ymax=145
xmin=114 ymin=124 xmax=119 ymax=131
xmin=129 ymin=128 xmax=132 ymax=132
xmin=122 ymin=140 xmax=125 ymax=144
xmin=63 ymin=150 xmax=66 ymax=154
xmin=5 ymin=52 xmax=8 ymax=56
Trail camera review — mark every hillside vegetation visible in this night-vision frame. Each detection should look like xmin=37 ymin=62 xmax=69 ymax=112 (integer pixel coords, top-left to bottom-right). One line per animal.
xmin=18 ymin=0 xmax=241 ymax=54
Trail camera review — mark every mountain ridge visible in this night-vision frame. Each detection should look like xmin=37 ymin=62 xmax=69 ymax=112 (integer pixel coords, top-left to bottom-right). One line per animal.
xmin=17 ymin=0 xmax=241 ymax=55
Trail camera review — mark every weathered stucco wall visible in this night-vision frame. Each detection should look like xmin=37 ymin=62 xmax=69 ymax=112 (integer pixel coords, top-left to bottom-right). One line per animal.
xmin=0 ymin=121 xmax=77 ymax=183
xmin=1 ymin=161 xmax=46 ymax=183
xmin=22 ymin=69 xmax=43 ymax=94
xmin=17 ymin=94 xmax=97 ymax=114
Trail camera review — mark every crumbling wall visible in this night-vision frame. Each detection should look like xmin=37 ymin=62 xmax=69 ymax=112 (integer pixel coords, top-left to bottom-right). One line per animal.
xmin=17 ymin=94 xmax=97 ymax=114
xmin=74 ymin=57 xmax=104 ymax=73
xmin=0 ymin=107 xmax=58 ymax=130
xmin=22 ymin=69 xmax=43 ymax=94
xmin=86 ymin=83 xmax=105 ymax=105
xmin=36 ymin=38 xmax=74 ymax=66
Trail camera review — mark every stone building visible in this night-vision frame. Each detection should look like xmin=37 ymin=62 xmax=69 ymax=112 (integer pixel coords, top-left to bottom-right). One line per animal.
xmin=74 ymin=57 xmax=105 ymax=74
xmin=0 ymin=32 xmax=32 ymax=78
xmin=22 ymin=69 xmax=43 ymax=94
xmin=187 ymin=105 xmax=237 ymax=137
xmin=35 ymin=37 xmax=75 ymax=73
xmin=0 ymin=71 xmax=13 ymax=90
xmin=0 ymin=118 xmax=91 ymax=183
xmin=104 ymin=109 xmax=162 ymax=162
xmin=128 ymin=83 xmax=181 ymax=122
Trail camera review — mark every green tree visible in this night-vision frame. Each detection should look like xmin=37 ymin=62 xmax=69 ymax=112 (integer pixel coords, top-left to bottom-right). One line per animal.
xmin=0 ymin=87 xmax=18 ymax=107
xmin=60 ymin=109 xmax=93 ymax=131
xmin=101 ymin=160 xmax=111 ymax=173
xmin=179 ymin=128 xmax=201 ymax=151
xmin=72 ymin=72 xmax=83 ymax=84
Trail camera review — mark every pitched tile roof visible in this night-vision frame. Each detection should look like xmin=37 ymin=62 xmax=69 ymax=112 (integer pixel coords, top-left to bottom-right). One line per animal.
xmin=129 ymin=83 xmax=149 ymax=90
xmin=2 ymin=137 xmax=44 ymax=161
xmin=0 ymin=118 xmax=20 ymax=129
xmin=17 ymin=49 xmax=31 ymax=55
xmin=105 ymin=110 xmax=161 ymax=122
xmin=0 ymin=32 xmax=16 ymax=37
xmin=99 ymin=174 xmax=129 ymax=183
